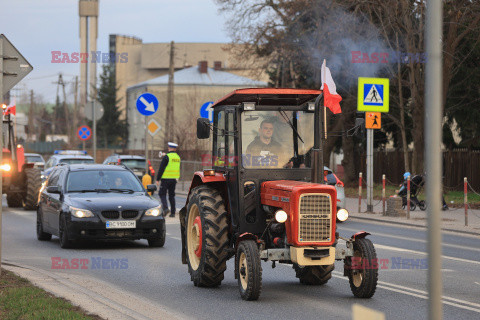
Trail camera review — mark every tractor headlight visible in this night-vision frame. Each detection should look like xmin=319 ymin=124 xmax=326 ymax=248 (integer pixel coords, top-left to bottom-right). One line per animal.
xmin=1 ymin=164 xmax=11 ymax=171
xmin=275 ymin=210 xmax=288 ymax=223
xmin=337 ymin=209 xmax=349 ymax=222
xmin=70 ymin=206 xmax=94 ymax=218
xmin=145 ymin=205 xmax=162 ymax=217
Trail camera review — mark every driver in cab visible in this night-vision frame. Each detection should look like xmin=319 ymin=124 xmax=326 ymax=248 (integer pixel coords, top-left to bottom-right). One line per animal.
xmin=245 ymin=119 xmax=283 ymax=167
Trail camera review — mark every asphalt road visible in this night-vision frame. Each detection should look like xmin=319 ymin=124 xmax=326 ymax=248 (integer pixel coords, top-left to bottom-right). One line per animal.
xmin=2 ymin=196 xmax=480 ymax=320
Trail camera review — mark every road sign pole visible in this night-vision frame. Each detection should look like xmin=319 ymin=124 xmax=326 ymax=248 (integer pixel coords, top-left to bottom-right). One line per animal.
xmin=425 ymin=0 xmax=444 ymax=318
xmin=366 ymin=128 xmax=373 ymax=212
xmin=145 ymin=116 xmax=148 ymax=173
xmin=93 ymin=99 xmax=96 ymax=162
xmin=0 ymin=36 xmax=4 ymax=276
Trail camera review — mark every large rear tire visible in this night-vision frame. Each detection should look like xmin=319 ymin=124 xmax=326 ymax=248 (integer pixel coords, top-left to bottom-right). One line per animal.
xmin=23 ymin=168 xmax=42 ymax=210
xmin=185 ymin=185 xmax=229 ymax=287
xmin=294 ymin=264 xmax=334 ymax=285
xmin=347 ymin=238 xmax=378 ymax=298
xmin=7 ymin=192 xmax=23 ymax=208
xmin=237 ymin=240 xmax=262 ymax=301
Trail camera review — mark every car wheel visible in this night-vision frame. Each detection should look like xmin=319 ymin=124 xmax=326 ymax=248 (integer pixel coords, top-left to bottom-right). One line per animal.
xmin=59 ymin=214 xmax=73 ymax=249
xmin=36 ymin=209 xmax=52 ymax=241
xmin=148 ymin=227 xmax=166 ymax=247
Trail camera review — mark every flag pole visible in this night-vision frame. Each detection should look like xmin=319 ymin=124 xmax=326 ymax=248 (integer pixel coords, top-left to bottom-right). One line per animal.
xmin=323 ymin=59 xmax=327 ymax=140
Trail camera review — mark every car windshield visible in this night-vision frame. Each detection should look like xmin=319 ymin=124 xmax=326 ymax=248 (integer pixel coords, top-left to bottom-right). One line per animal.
xmin=121 ymin=159 xmax=146 ymax=169
xmin=26 ymin=155 xmax=43 ymax=162
xmin=60 ymin=158 xmax=94 ymax=165
xmin=241 ymin=110 xmax=314 ymax=169
xmin=66 ymin=170 xmax=144 ymax=193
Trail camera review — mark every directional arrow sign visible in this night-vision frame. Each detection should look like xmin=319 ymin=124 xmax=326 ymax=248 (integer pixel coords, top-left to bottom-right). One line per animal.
xmin=136 ymin=93 xmax=159 ymax=116
xmin=148 ymin=119 xmax=161 ymax=136
xmin=200 ymin=101 xmax=214 ymax=123
xmin=1 ymin=34 xmax=34 ymax=95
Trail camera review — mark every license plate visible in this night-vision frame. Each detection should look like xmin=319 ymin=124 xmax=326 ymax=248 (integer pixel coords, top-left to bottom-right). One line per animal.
xmin=106 ymin=220 xmax=136 ymax=229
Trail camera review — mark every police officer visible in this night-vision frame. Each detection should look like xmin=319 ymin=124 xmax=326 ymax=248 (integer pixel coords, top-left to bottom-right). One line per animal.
xmin=156 ymin=142 xmax=181 ymax=217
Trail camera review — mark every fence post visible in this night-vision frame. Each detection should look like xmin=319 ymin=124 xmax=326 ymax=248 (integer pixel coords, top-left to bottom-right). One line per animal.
xmin=358 ymin=172 xmax=362 ymax=213
xmin=382 ymin=174 xmax=386 ymax=215
xmin=464 ymin=177 xmax=468 ymax=227
xmin=407 ymin=176 xmax=411 ymax=219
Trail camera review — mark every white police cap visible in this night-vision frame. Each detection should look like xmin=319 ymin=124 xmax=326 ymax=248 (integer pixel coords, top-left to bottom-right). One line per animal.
xmin=168 ymin=142 xmax=178 ymax=148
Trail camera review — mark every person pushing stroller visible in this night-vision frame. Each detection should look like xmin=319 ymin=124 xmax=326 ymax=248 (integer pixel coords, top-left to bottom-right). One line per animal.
xmin=396 ymin=172 xmax=448 ymax=211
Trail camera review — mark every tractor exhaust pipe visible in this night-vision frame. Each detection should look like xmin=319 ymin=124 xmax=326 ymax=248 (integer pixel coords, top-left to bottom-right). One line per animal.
xmin=312 ymin=93 xmax=324 ymax=184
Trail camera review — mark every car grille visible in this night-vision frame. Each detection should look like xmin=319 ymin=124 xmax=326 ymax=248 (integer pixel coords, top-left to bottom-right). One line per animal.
xmin=102 ymin=211 xmax=120 ymax=219
xmin=298 ymin=193 xmax=332 ymax=242
xmin=122 ymin=210 xmax=138 ymax=219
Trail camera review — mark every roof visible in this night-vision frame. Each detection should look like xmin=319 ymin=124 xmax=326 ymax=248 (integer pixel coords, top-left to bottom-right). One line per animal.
xmin=53 ymin=155 xmax=94 ymax=160
xmin=116 ymin=155 xmax=145 ymax=159
xmin=212 ymin=88 xmax=322 ymax=107
xmin=128 ymin=66 xmax=267 ymax=90
xmin=67 ymin=164 xmax=126 ymax=171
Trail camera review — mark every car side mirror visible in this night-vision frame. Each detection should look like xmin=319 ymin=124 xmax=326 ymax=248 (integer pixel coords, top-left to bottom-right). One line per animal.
xmin=197 ymin=118 xmax=210 ymax=139
xmin=147 ymin=184 xmax=157 ymax=192
xmin=46 ymin=186 xmax=61 ymax=194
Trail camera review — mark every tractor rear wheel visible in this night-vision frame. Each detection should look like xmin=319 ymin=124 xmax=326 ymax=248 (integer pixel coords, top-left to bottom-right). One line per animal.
xmin=185 ymin=185 xmax=229 ymax=287
xmin=237 ymin=240 xmax=262 ymax=301
xmin=7 ymin=192 xmax=23 ymax=208
xmin=347 ymin=238 xmax=378 ymax=298
xmin=294 ymin=264 xmax=334 ymax=285
xmin=23 ymin=168 xmax=42 ymax=210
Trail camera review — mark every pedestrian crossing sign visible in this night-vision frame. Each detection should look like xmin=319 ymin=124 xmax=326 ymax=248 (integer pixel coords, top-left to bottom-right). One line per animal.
xmin=357 ymin=77 xmax=389 ymax=112
xmin=365 ymin=112 xmax=381 ymax=129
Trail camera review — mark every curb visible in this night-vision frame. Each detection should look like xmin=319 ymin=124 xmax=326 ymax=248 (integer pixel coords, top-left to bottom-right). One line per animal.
xmin=349 ymin=216 xmax=480 ymax=236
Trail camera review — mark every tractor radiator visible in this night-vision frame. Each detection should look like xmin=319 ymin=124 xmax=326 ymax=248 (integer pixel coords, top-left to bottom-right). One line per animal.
xmin=298 ymin=193 xmax=332 ymax=243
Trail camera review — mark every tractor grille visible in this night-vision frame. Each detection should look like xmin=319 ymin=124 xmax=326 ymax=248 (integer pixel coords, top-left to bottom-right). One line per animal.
xmin=298 ymin=193 xmax=332 ymax=242
xmin=121 ymin=210 xmax=138 ymax=219
xmin=102 ymin=211 xmax=120 ymax=219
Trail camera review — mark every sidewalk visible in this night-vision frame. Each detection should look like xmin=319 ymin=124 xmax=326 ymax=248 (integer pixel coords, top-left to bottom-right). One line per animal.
xmin=173 ymin=182 xmax=480 ymax=236
xmin=344 ymin=197 xmax=480 ymax=236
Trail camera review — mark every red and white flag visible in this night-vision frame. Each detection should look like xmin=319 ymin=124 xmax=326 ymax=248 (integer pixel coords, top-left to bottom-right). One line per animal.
xmin=320 ymin=60 xmax=342 ymax=114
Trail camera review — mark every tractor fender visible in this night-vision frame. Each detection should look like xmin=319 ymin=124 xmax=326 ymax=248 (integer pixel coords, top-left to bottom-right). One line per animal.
xmin=182 ymin=171 xmax=228 ymax=213
xmin=351 ymin=231 xmax=371 ymax=240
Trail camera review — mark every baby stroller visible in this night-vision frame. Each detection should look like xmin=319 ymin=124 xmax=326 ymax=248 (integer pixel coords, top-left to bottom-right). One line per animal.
xmin=398 ymin=174 xmax=427 ymax=211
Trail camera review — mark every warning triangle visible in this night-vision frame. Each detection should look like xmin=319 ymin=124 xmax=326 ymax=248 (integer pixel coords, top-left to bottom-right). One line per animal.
xmin=364 ymin=85 xmax=383 ymax=104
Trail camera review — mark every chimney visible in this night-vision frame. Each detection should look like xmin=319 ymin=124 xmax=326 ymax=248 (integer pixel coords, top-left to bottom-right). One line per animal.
xmin=214 ymin=61 xmax=222 ymax=71
xmin=198 ymin=61 xmax=208 ymax=73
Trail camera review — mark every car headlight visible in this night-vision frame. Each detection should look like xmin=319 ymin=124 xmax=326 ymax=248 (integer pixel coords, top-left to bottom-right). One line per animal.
xmin=337 ymin=209 xmax=349 ymax=222
xmin=145 ymin=205 xmax=162 ymax=217
xmin=70 ymin=206 xmax=94 ymax=218
xmin=275 ymin=210 xmax=288 ymax=223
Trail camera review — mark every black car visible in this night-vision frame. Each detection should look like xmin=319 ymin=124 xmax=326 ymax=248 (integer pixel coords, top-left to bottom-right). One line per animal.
xmin=37 ymin=164 xmax=165 ymax=248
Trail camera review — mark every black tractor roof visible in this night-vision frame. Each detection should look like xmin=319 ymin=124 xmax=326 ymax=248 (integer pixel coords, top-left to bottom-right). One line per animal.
xmin=212 ymin=88 xmax=322 ymax=108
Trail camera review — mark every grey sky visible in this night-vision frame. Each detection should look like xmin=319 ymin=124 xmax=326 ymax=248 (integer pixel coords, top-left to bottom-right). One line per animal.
xmin=0 ymin=0 xmax=230 ymax=103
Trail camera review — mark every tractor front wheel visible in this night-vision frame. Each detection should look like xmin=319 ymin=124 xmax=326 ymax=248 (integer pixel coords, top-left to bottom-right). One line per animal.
xmin=237 ymin=240 xmax=262 ymax=301
xmin=23 ymin=168 xmax=42 ymax=210
xmin=294 ymin=264 xmax=334 ymax=285
xmin=185 ymin=186 xmax=229 ymax=287
xmin=347 ymin=238 xmax=378 ymax=298
xmin=7 ymin=192 xmax=23 ymax=208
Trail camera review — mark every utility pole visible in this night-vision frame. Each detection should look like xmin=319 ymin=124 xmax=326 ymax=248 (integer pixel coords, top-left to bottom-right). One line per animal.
xmin=27 ymin=90 xmax=34 ymax=141
xmin=73 ymin=76 xmax=78 ymax=147
xmin=165 ymin=40 xmax=175 ymax=146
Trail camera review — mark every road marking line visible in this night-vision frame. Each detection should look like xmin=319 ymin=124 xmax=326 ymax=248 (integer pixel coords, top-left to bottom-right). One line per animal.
xmin=374 ymin=244 xmax=480 ymax=265
xmin=340 ymin=227 xmax=480 ymax=253
xmin=170 ymin=237 xmax=181 ymax=241
xmin=475 ymin=282 xmax=480 ymax=286
xmin=332 ymin=273 xmax=480 ymax=313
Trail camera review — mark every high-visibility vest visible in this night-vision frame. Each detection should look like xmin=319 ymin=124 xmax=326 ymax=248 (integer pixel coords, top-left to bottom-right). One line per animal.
xmin=162 ymin=152 xmax=181 ymax=179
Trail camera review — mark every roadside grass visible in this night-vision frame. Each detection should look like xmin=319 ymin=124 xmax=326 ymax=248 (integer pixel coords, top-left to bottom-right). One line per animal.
xmin=344 ymin=184 xmax=480 ymax=206
xmin=0 ymin=268 xmax=102 ymax=320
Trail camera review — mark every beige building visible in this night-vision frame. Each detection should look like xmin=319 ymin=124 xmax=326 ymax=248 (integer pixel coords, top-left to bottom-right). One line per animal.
xmin=126 ymin=62 xmax=267 ymax=151
xmin=109 ymin=35 xmax=269 ymax=119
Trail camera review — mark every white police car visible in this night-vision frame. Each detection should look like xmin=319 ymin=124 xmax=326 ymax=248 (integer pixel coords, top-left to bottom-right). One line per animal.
xmin=42 ymin=150 xmax=94 ymax=181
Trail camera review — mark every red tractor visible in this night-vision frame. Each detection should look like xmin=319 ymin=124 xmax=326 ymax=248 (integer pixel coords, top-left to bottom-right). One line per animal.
xmin=179 ymin=88 xmax=377 ymax=300
xmin=2 ymin=110 xmax=42 ymax=209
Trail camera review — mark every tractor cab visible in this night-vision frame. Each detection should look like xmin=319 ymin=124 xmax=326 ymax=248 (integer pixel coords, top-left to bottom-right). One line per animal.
xmin=180 ymin=88 xmax=377 ymax=301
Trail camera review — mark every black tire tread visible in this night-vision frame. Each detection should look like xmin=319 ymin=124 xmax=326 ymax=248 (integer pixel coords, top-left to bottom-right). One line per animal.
xmin=187 ymin=186 xmax=229 ymax=287
xmin=348 ymin=238 xmax=378 ymax=298
xmin=24 ymin=168 xmax=42 ymax=210
xmin=7 ymin=192 xmax=23 ymax=208
xmin=36 ymin=210 xmax=52 ymax=241
xmin=294 ymin=264 xmax=334 ymax=285
xmin=237 ymin=240 xmax=262 ymax=301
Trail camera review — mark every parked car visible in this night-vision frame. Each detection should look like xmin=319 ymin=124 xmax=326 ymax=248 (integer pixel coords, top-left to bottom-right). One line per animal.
xmin=42 ymin=150 xmax=94 ymax=180
xmin=37 ymin=164 xmax=165 ymax=248
xmin=24 ymin=153 xmax=45 ymax=169
xmin=324 ymin=166 xmax=349 ymax=222
xmin=103 ymin=154 xmax=155 ymax=180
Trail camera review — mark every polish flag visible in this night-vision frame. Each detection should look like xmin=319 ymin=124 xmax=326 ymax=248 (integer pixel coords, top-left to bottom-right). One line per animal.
xmin=320 ymin=60 xmax=342 ymax=114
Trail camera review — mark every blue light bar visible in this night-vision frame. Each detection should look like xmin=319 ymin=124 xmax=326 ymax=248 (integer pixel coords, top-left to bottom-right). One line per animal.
xmin=54 ymin=150 xmax=88 ymax=155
